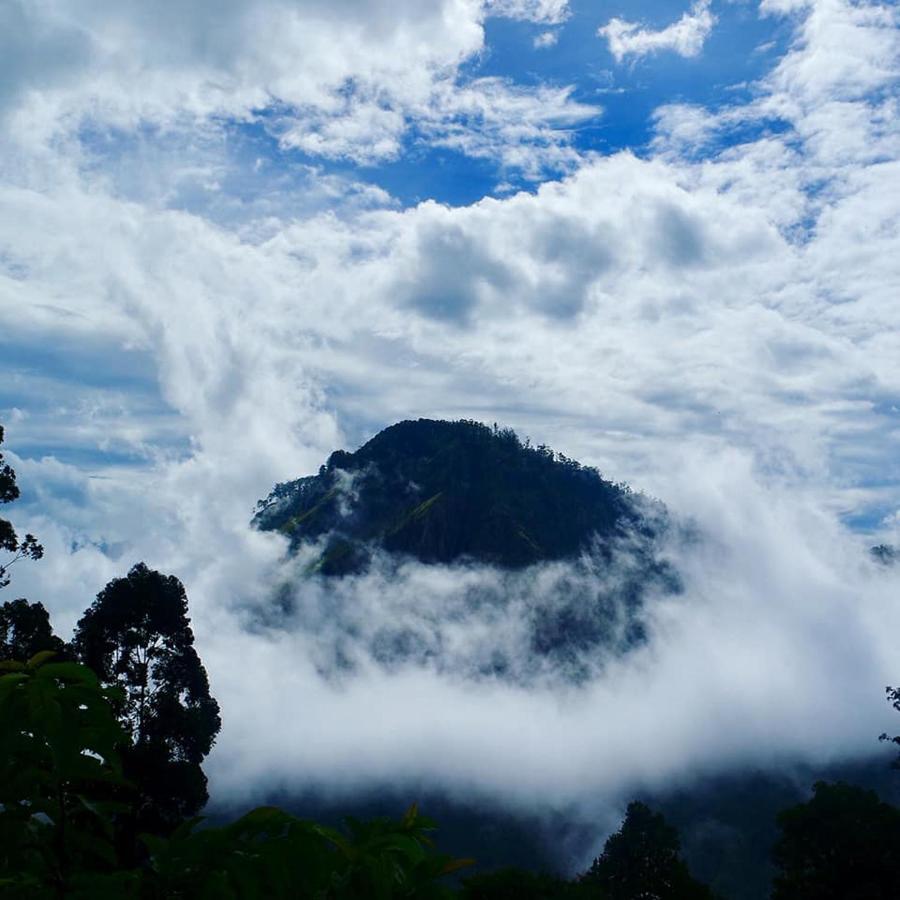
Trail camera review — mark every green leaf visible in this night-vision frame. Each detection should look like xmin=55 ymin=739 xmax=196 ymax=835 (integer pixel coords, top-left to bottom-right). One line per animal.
xmin=402 ymin=802 xmax=419 ymax=829
xmin=36 ymin=662 xmax=99 ymax=685
xmin=25 ymin=650 xmax=58 ymax=670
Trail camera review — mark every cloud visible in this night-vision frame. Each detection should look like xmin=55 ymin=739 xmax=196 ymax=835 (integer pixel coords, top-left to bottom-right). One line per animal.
xmin=200 ymin=450 xmax=900 ymax=845
xmin=598 ymin=1 xmax=717 ymax=63
xmin=277 ymin=76 xmax=599 ymax=177
xmin=534 ymin=31 xmax=560 ymax=49
xmin=0 ymin=0 xmax=591 ymax=178
xmin=2 ymin=0 xmax=900 ymax=859
xmin=10 ymin=439 xmax=899 ymax=868
xmin=485 ymin=0 xmax=569 ymax=25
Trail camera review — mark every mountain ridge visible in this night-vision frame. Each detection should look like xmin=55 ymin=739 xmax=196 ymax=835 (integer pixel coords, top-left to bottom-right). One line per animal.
xmin=254 ymin=418 xmax=661 ymax=575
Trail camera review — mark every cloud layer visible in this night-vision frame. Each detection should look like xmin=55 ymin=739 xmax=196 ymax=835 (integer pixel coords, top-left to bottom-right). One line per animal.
xmin=0 ymin=0 xmax=591 ymax=177
xmin=2 ymin=0 xmax=900 ymax=856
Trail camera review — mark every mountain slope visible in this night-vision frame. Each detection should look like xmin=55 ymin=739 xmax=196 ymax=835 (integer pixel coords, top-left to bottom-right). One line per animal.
xmin=255 ymin=418 xmax=654 ymax=574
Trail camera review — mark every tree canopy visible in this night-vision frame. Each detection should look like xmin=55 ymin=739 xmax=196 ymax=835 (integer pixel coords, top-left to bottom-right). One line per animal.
xmin=0 ymin=425 xmax=43 ymax=590
xmin=0 ymin=652 xmax=469 ymax=899
xmin=254 ymin=418 xmax=654 ymax=573
xmin=73 ymin=563 xmax=221 ymax=835
xmin=579 ymin=801 xmax=716 ymax=900
xmin=880 ymin=685 xmax=900 ymax=769
xmin=0 ymin=598 xmax=67 ymax=661
xmin=771 ymin=781 xmax=900 ymax=900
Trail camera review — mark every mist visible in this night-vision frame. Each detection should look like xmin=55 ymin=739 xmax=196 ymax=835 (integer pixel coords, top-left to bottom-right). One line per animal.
xmin=45 ymin=443 xmax=884 ymax=849
xmin=2 ymin=0 xmax=900 ymax=879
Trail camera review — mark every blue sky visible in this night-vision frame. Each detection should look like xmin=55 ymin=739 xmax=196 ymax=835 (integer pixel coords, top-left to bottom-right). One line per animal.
xmin=106 ymin=1 xmax=800 ymax=210
xmin=2 ymin=0 xmax=900 ymax=825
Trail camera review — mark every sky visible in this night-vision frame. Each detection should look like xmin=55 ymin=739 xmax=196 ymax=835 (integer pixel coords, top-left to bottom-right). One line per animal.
xmin=1 ymin=0 xmax=900 ymax=863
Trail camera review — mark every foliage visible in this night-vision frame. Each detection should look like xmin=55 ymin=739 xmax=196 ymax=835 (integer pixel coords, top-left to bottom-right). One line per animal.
xmin=0 ymin=425 xmax=43 ymax=589
xmin=460 ymin=867 xmax=576 ymax=899
xmin=72 ymin=563 xmax=221 ymax=836
xmin=140 ymin=802 xmax=470 ymax=900
xmin=880 ymin=685 xmax=900 ymax=768
xmin=579 ymin=802 xmax=716 ymax=900
xmin=771 ymin=781 xmax=900 ymax=900
xmin=0 ymin=598 xmax=68 ymax=661
xmin=0 ymin=651 xmax=132 ymax=899
xmin=0 ymin=646 xmax=470 ymax=899
xmin=254 ymin=419 xmax=658 ymax=573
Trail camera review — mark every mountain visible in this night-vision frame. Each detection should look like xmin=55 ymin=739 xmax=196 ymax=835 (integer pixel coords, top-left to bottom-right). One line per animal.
xmin=254 ymin=418 xmax=658 ymax=575
xmin=253 ymin=419 xmax=677 ymax=685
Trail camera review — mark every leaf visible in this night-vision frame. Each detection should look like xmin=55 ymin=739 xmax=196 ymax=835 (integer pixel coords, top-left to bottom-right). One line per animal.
xmin=25 ymin=650 xmax=58 ymax=669
xmin=402 ymin=802 xmax=419 ymax=829
xmin=37 ymin=662 xmax=99 ymax=685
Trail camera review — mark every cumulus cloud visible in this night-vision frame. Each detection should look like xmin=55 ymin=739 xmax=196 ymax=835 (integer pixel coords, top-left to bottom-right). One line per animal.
xmin=2 ymin=0 xmax=900 ymax=857
xmin=598 ymin=1 xmax=717 ymax=63
xmin=0 ymin=0 xmax=591 ymax=178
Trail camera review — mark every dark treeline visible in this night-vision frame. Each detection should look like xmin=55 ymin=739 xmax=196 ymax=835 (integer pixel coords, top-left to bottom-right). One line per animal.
xmin=2 ymin=424 xmax=900 ymax=898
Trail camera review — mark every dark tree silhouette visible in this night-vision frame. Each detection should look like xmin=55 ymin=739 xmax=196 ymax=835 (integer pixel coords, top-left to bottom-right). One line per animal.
xmin=881 ymin=686 xmax=900 ymax=768
xmin=580 ymin=801 xmax=716 ymax=900
xmin=0 ymin=598 xmax=67 ymax=660
xmin=771 ymin=781 xmax=900 ymax=900
xmin=73 ymin=562 xmax=221 ymax=836
xmin=0 ymin=425 xmax=43 ymax=589
xmin=461 ymin=867 xmax=575 ymax=899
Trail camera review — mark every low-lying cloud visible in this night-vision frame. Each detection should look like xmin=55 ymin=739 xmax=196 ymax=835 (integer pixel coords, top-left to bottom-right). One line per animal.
xmin=2 ymin=0 xmax=900 ymax=866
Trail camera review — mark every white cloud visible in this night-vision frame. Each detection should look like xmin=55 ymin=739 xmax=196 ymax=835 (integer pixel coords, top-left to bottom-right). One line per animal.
xmin=0 ymin=0 xmax=590 ymax=177
xmin=278 ymin=76 xmax=599 ymax=176
xmin=485 ymin=0 xmax=569 ymax=25
xmin=2 ymin=0 xmax=900 ymax=853
xmin=598 ymin=1 xmax=717 ymax=63
xmin=534 ymin=30 xmax=560 ymax=49
xmin=201 ymin=453 xmax=900 ymax=817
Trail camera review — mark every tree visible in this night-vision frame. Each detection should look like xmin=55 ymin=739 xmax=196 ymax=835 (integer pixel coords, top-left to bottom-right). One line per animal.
xmin=72 ymin=563 xmax=221 ymax=837
xmin=880 ymin=685 xmax=900 ymax=768
xmin=0 ymin=598 xmax=67 ymax=661
xmin=579 ymin=802 xmax=716 ymax=900
xmin=771 ymin=781 xmax=900 ymax=900
xmin=0 ymin=425 xmax=43 ymax=589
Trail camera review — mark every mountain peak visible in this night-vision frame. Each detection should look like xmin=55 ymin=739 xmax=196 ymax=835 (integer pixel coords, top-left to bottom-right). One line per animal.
xmin=254 ymin=418 xmax=655 ymax=574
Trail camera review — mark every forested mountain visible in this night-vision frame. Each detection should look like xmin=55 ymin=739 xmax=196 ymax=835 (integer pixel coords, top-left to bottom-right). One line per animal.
xmin=254 ymin=419 xmax=660 ymax=574
xmin=253 ymin=419 xmax=679 ymax=683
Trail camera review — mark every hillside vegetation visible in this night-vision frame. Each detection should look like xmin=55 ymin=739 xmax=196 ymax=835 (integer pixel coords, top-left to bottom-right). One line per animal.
xmin=255 ymin=419 xmax=656 ymax=575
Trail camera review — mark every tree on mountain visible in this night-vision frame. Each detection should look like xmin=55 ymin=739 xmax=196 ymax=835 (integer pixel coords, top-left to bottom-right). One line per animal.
xmin=0 ymin=597 xmax=67 ymax=661
xmin=579 ymin=801 xmax=716 ymax=900
xmin=0 ymin=425 xmax=43 ymax=590
xmin=73 ymin=562 xmax=221 ymax=837
xmin=771 ymin=781 xmax=900 ymax=900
